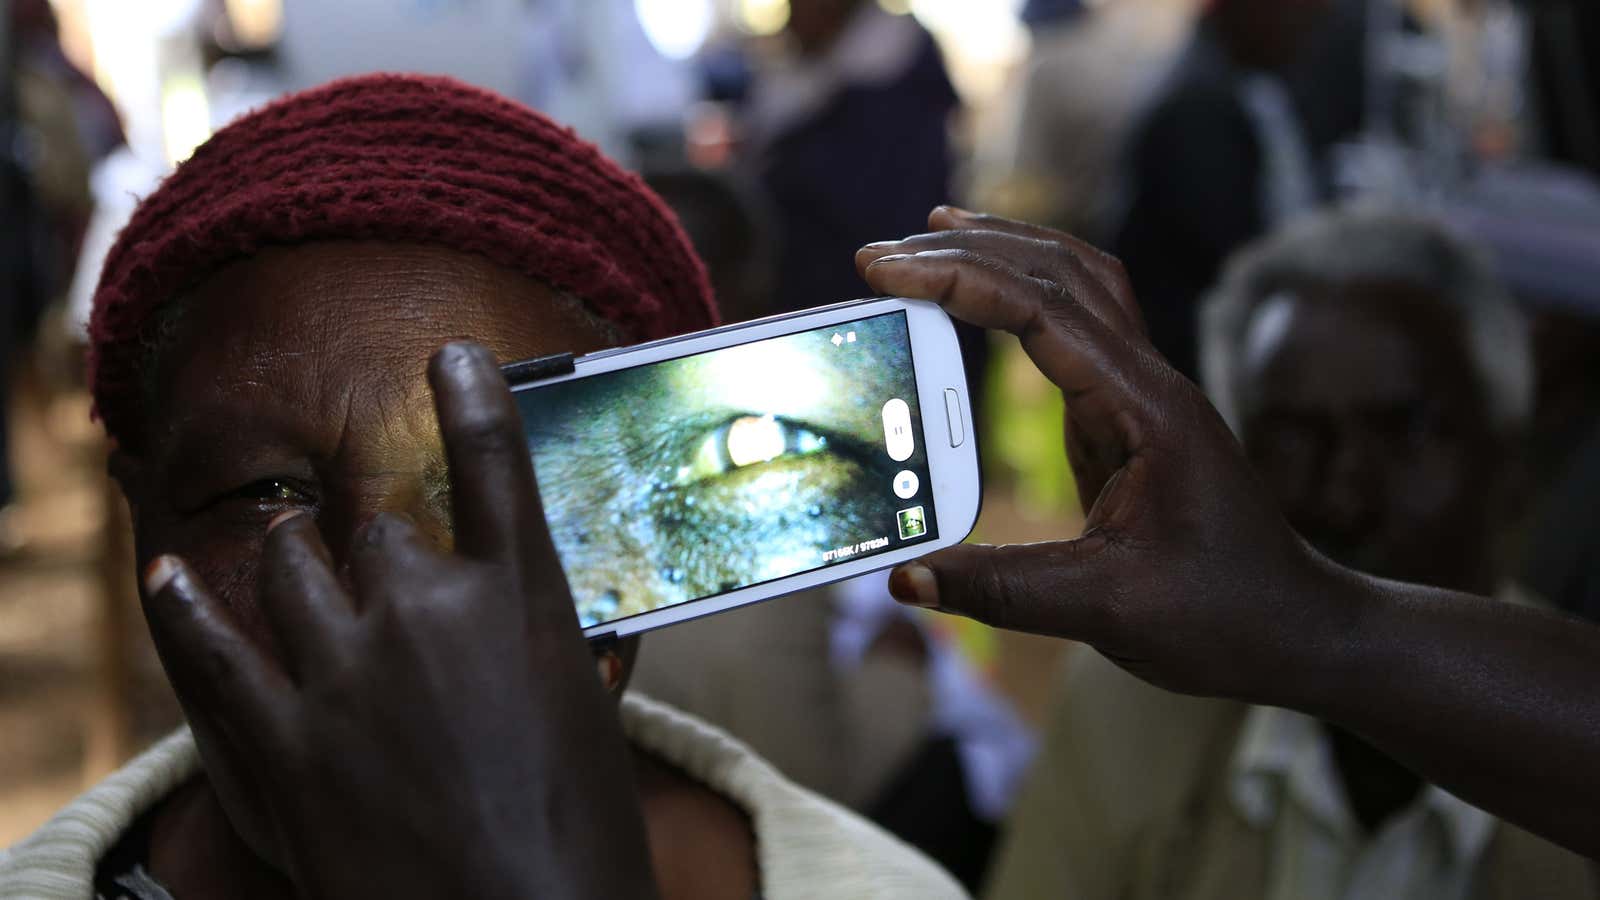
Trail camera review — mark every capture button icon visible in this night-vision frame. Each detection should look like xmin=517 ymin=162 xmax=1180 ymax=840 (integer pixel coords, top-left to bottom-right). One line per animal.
xmin=893 ymin=469 xmax=920 ymax=500
xmin=882 ymin=398 xmax=915 ymax=462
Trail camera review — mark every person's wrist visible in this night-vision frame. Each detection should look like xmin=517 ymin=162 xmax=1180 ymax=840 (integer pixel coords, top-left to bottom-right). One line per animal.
xmin=1243 ymin=540 xmax=1378 ymax=717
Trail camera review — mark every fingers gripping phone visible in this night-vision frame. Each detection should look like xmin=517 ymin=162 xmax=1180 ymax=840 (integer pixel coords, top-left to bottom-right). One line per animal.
xmin=506 ymin=298 xmax=981 ymax=640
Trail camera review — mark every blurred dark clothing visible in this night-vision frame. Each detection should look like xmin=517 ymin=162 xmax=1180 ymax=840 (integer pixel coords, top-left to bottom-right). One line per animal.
xmin=1111 ymin=7 xmax=1363 ymax=380
xmin=1020 ymin=0 xmax=1085 ymax=29
xmin=745 ymin=10 xmax=990 ymax=417
xmin=745 ymin=11 xmax=988 ymax=396
xmin=3 ymin=22 xmax=27 ymax=511
xmin=753 ymin=23 xmax=953 ymax=309
xmin=1523 ymin=419 xmax=1600 ymax=622
xmin=868 ymin=737 xmax=997 ymax=894
xmin=2 ymin=8 xmax=123 ymax=511
xmin=1522 ymin=0 xmax=1600 ymax=173
xmin=1112 ymin=19 xmax=1266 ymax=381
xmin=643 ymin=168 xmax=776 ymax=325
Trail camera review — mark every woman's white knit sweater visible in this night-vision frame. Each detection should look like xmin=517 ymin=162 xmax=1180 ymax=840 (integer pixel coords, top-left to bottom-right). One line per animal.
xmin=1 ymin=694 xmax=967 ymax=900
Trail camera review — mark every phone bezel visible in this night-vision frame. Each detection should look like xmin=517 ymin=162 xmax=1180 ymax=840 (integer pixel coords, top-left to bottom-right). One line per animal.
xmin=508 ymin=297 xmax=982 ymax=640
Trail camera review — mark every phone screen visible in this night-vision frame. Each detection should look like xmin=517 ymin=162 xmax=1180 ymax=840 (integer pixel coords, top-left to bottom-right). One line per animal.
xmin=517 ymin=311 xmax=940 ymax=628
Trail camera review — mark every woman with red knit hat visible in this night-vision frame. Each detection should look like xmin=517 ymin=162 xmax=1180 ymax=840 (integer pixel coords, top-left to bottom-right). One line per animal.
xmin=0 ymin=74 xmax=966 ymax=899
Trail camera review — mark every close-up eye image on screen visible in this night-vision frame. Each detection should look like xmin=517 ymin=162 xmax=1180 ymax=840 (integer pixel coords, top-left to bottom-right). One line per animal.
xmin=516 ymin=313 xmax=939 ymax=628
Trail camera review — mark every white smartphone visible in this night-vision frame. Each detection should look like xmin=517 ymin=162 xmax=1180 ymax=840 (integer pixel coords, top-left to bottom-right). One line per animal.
xmin=507 ymin=297 xmax=981 ymax=640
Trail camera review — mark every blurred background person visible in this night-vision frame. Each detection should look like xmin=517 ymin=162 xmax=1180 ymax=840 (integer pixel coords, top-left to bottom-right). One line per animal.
xmin=734 ymin=0 xmax=988 ymax=395
xmin=983 ymin=209 xmax=1596 ymax=900
xmin=741 ymin=0 xmax=953 ymax=312
xmin=1110 ymin=0 xmax=1359 ymax=379
xmin=969 ymin=0 xmax=1188 ymax=241
xmin=642 ymin=167 xmax=777 ymax=325
xmin=1 ymin=0 xmax=119 ymax=555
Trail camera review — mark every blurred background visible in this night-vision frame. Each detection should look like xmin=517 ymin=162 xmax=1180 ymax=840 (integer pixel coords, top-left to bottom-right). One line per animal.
xmin=3 ymin=0 xmax=1599 ymax=888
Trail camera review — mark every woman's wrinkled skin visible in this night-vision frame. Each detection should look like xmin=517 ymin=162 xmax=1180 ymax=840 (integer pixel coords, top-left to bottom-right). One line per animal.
xmin=115 ymin=241 xmax=756 ymax=900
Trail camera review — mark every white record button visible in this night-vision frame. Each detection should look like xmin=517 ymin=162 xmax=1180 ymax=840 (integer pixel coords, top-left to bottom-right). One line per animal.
xmin=944 ymin=389 xmax=965 ymax=447
xmin=893 ymin=470 xmax=920 ymax=500
xmin=882 ymin=398 xmax=915 ymax=461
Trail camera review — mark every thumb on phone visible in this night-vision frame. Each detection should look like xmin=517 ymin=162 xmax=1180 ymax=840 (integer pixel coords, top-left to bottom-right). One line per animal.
xmin=887 ymin=540 xmax=1117 ymax=643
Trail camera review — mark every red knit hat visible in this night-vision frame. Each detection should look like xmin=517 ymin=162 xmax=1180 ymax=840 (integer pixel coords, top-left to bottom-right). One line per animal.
xmin=88 ymin=73 xmax=717 ymax=445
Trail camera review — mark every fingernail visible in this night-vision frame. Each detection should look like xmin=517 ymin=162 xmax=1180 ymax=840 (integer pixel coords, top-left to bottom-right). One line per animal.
xmin=144 ymin=554 xmax=182 ymax=596
xmin=437 ymin=341 xmax=493 ymax=381
xmin=937 ymin=205 xmax=975 ymax=218
xmin=268 ymin=509 xmax=305 ymax=533
xmin=860 ymin=241 xmax=901 ymax=251
xmin=596 ymin=654 xmax=621 ymax=689
xmin=868 ymin=253 xmax=914 ymax=265
xmin=888 ymin=563 xmax=939 ymax=609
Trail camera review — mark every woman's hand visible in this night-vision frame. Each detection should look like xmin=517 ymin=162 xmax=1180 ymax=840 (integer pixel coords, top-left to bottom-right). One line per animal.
xmin=857 ymin=207 xmax=1347 ymax=702
xmin=141 ymin=342 xmax=658 ymax=900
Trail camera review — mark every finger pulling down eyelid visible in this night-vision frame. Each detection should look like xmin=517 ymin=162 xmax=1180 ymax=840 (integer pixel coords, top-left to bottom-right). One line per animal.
xmin=259 ymin=512 xmax=353 ymax=679
xmin=144 ymin=555 xmax=291 ymax=738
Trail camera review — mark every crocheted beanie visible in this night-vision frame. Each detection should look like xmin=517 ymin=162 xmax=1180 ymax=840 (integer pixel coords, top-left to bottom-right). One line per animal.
xmin=88 ymin=72 xmax=717 ymax=445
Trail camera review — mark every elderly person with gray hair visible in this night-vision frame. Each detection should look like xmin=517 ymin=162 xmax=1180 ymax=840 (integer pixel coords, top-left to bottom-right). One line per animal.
xmin=981 ymin=209 xmax=1597 ymax=900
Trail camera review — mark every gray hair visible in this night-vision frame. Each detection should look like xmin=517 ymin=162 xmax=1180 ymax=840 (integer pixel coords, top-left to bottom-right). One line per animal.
xmin=1199 ymin=207 xmax=1534 ymax=434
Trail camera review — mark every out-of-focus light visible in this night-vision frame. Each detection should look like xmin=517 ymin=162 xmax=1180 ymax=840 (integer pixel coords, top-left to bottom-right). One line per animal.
xmin=134 ymin=0 xmax=202 ymax=36
xmin=739 ymin=0 xmax=790 ymax=36
xmin=636 ymin=0 xmax=713 ymax=60
xmin=161 ymin=74 xmax=212 ymax=165
xmin=910 ymin=0 xmax=1027 ymax=63
xmin=877 ymin=0 xmax=912 ymax=14
xmin=685 ymin=101 xmax=735 ymax=169
xmin=909 ymin=0 xmax=1029 ymax=101
xmin=223 ymin=0 xmax=284 ymax=49
xmin=46 ymin=0 xmax=97 ymax=77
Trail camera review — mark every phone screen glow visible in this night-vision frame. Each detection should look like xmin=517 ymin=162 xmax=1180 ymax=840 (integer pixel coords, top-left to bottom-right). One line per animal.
xmin=517 ymin=312 xmax=940 ymax=628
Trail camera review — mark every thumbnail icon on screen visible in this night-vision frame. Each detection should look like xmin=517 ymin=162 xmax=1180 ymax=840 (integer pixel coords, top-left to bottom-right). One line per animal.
xmin=897 ymin=506 xmax=927 ymax=540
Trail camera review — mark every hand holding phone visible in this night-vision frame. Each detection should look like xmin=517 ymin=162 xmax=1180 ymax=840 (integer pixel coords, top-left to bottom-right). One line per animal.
xmin=509 ymin=299 xmax=982 ymax=638
xmin=856 ymin=208 xmax=1321 ymax=701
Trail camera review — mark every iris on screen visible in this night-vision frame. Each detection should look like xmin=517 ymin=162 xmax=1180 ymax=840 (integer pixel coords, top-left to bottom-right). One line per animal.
xmin=516 ymin=313 xmax=940 ymax=628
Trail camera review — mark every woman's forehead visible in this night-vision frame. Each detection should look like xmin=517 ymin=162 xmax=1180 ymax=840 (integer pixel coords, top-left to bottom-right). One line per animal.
xmin=148 ymin=241 xmax=618 ymax=442
xmin=178 ymin=241 xmax=616 ymax=367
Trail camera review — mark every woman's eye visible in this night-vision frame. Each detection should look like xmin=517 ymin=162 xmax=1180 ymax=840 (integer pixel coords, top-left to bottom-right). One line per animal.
xmin=229 ymin=478 xmax=312 ymax=504
xmin=676 ymin=415 xmax=830 ymax=484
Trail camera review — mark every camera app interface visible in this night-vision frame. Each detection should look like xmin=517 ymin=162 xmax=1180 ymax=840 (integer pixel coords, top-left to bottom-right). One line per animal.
xmin=517 ymin=312 xmax=940 ymax=628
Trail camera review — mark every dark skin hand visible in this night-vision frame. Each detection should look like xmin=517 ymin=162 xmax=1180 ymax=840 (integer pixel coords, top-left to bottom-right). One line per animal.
xmin=117 ymin=243 xmax=756 ymax=900
xmin=142 ymin=343 xmax=659 ymax=900
xmin=856 ymin=207 xmax=1600 ymax=859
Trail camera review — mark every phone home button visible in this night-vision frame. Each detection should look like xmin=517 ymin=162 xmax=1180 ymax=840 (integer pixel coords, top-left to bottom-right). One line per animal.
xmin=944 ymin=388 xmax=965 ymax=447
